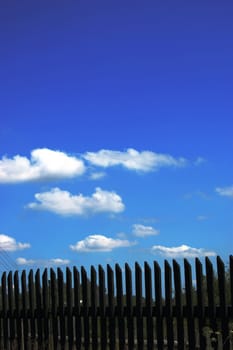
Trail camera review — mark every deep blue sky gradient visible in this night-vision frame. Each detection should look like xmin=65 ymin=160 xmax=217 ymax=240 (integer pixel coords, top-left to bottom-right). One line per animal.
xmin=0 ymin=1 xmax=232 ymax=271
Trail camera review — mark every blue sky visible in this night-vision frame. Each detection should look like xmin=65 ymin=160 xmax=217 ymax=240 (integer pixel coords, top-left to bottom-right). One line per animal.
xmin=0 ymin=1 xmax=232 ymax=272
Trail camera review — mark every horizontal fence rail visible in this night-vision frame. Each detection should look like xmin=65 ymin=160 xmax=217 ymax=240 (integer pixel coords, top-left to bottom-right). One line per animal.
xmin=0 ymin=256 xmax=232 ymax=349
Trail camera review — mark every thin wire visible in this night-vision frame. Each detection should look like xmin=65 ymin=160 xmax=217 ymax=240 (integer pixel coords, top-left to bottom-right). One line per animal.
xmin=0 ymin=247 xmax=18 ymax=273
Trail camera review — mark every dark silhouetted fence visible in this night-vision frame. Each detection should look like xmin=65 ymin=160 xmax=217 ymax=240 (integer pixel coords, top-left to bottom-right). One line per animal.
xmin=0 ymin=255 xmax=232 ymax=349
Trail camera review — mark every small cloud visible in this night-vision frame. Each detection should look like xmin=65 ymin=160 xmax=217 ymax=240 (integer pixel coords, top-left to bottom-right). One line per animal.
xmin=184 ymin=191 xmax=211 ymax=200
xmin=27 ymin=187 xmax=125 ymax=216
xmin=16 ymin=257 xmax=70 ymax=266
xmin=216 ymin=185 xmax=233 ymax=198
xmin=70 ymin=234 xmax=136 ymax=252
xmin=84 ymin=148 xmax=187 ymax=172
xmin=50 ymin=258 xmax=70 ymax=265
xmin=132 ymin=224 xmax=160 ymax=237
xmin=151 ymin=244 xmax=216 ymax=258
xmin=89 ymin=172 xmax=106 ymax=180
xmin=194 ymin=157 xmax=206 ymax=166
xmin=196 ymin=215 xmax=208 ymax=221
xmin=116 ymin=232 xmax=128 ymax=239
xmin=16 ymin=257 xmax=35 ymax=266
xmin=0 ymin=234 xmax=30 ymax=252
xmin=0 ymin=148 xmax=85 ymax=183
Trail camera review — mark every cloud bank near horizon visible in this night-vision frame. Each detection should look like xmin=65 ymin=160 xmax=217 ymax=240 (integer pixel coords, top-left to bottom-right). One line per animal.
xmin=16 ymin=257 xmax=70 ymax=266
xmin=151 ymin=244 xmax=216 ymax=258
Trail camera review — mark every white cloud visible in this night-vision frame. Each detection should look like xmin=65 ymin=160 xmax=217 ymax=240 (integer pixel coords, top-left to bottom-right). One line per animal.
xmin=16 ymin=257 xmax=70 ymax=266
xmin=70 ymin=234 xmax=136 ymax=252
xmin=27 ymin=187 xmax=125 ymax=216
xmin=194 ymin=157 xmax=206 ymax=166
xmin=16 ymin=258 xmax=35 ymax=266
xmin=132 ymin=224 xmax=160 ymax=237
xmin=0 ymin=234 xmax=30 ymax=251
xmin=50 ymin=258 xmax=70 ymax=265
xmin=0 ymin=148 xmax=85 ymax=183
xmin=116 ymin=232 xmax=128 ymax=239
xmin=151 ymin=244 xmax=216 ymax=258
xmin=89 ymin=172 xmax=106 ymax=180
xmin=216 ymin=185 xmax=233 ymax=198
xmin=84 ymin=148 xmax=187 ymax=172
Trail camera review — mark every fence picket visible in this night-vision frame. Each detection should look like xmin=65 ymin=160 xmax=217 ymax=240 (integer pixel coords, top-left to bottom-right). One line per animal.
xmin=206 ymin=256 xmax=218 ymax=350
xmin=144 ymin=261 xmax=153 ymax=349
xmin=21 ymin=270 xmax=28 ymax=350
xmin=135 ymin=262 xmax=144 ymax=350
xmin=115 ymin=263 xmax=125 ymax=350
xmin=42 ymin=269 xmax=49 ymax=350
xmin=195 ymin=258 xmax=206 ymax=348
xmin=50 ymin=268 xmax=58 ymax=350
xmin=184 ymin=259 xmax=196 ymax=349
xmin=7 ymin=271 xmax=15 ymax=345
xmin=57 ymin=267 xmax=66 ymax=348
xmin=66 ymin=267 xmax=73 ymax=350
xmin=107 ymin=264 xmax=115 ymax=350
xmin=173 ymin=259 xmax=184 ymax=350
xmin=154 ymin=261 xmax=164 ymax=349
xmin=230 ymin=255 xmax=233 ymax=310
xmin=2 ymin=272 xmax=8 ymax=349
xmin=217 ymin=256 xmax=230 ymax=349
xmin=90 ymin=266 xmax=98 ymax=349
xmin=28 ymin=269 xmax=36 ymax=346
xmin=81 ymin=266 xmax=90 ymax=350
xmin=35 ymin=269 xmax=43 ymax=348
xmin=14 ymin=271 xmax=22 ymax=349
xmin=73 ymin=266 xmax=82 ymax=349
xmin=164 ymin=260 xmax=174 ymax=349
xmin=98 ymin=264 xmax=107 ymax=349
xmin=125 ymin=263 xmax=134 ymax=349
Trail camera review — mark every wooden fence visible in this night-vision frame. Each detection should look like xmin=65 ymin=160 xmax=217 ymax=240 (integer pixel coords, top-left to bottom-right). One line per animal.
xmin=0 ymin=255 xmax=232 ymax=349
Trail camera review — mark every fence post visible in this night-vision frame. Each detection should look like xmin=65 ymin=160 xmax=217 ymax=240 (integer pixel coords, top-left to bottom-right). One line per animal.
xmin=154 ymin=260 xmax=164 ymax=349
xmin=21 ymin=270 xmax=28 ymax=350
xmin=42 ymin=269 xmax=49 ymax=350
xmin=2 ymin=272 xmax=8 ymax=349
xmin=195 ymin=258 xmax=207 ymax=348
xmin=135 ymin=262 xmax=144 ymax=350
xmin=206 ymin=257 xmax=218 ymax=349
xmin=144 ymin=261 xmax=153 ymax=349
xmin=8 ymin=271 xmax=15 ymax=346
xmin=66 ymin=267 xmax=74 ymax=350
xmin=164 ymin=260 xmax=174 ymax=350
xmin=184 ymin=259 xmax=195 ymax=349
xmin=14 ymin=270 xmax=22 ymax=350
xmin=50 ymin=268 xmax=58 ymax=349
xmin=217 ymin=256 xmax=230 ymax=349
xmin=125 ymin=263 xmax=134 ymax=349
xmin=91 ymin=266 xmax=98 ymax=349
xmin=107 ymin=264 xmax=115 ymax=350
xmin=73 ymin=266 xmax=82 ymax=349
xmin=81 ymin=266 xmax=90 ymax=350
xmin=173 ymin=259 xmax=184 ymax=350
xmin=35 ymin=269 xmax=43 ymax=347
xmin=28 ymin=269 xmax=36 ymax=346
xmin=115 ymin=263 xmax=125 ymax=349
xmin=98 ymin=264 xmax=107 ymax=349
